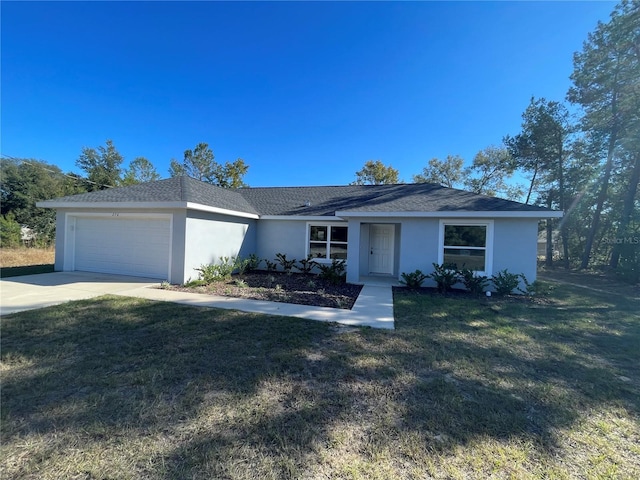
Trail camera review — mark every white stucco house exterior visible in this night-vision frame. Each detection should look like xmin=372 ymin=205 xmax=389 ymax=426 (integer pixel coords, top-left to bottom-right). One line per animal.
xmin=38 ymin=176 xmax=563 ymax=287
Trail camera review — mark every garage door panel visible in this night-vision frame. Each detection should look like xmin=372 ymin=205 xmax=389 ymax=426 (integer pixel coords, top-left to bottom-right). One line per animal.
xmin=74 ymin=217 xmax=170 ymax=279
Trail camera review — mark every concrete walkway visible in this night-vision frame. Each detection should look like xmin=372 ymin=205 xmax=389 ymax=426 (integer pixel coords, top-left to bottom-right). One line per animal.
xmin=1 ymin=272 xmax=395 ymax=329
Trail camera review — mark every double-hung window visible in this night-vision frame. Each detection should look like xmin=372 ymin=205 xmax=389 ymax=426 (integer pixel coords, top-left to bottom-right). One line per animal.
xmin=439 ymin=220 xmax=493 ymax=275
xmin=309 ymin=225 xmax=348 ymax=261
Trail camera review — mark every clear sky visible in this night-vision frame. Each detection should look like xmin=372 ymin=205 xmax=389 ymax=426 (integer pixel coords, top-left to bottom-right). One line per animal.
xmin=2 ymin=1 xmax=615 ymax=187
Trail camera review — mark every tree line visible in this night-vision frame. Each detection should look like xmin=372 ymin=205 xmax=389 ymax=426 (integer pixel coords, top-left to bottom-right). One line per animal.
xmin=1 ymin=1 xmax=637 ymax=281
xmin=353 ymin=2 xmax=639 ymax=281
xmin=0 ymin=141 xmax=248 ymax=247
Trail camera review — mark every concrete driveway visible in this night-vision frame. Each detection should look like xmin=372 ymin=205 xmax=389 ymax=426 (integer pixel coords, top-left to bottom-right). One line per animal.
xmin=0 ymin=272 xmax=160 ymax=316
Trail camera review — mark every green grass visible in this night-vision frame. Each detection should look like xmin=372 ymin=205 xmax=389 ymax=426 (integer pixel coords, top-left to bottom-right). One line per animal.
xmin=2 ymin=283 xmax=639 ymax=479
xmin=0 ymin=263 xmax=54 ymax=277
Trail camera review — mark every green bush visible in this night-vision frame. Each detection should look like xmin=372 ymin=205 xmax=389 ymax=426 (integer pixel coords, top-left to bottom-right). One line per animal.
xmin=296 ymin=254 xmax=316 ymax=274
xmin=459 ymin=268 xmax=489 ymax=296
xmin=317 ymin=259 xmax=346 ymax=285
xmin=400 ymin=270 xmax=429 ymax=289
xmin=491 ymin=269 xmax=522 ymax=295
xmin=264 ymin=259 xmax=278 ymax=272
xmin=275 ymin=253 xmax=297 ymax=273
xmin=0 ymin=214 xmax=22 ymax=248
xmin=429 ymin=263 xmax=460 ymax=293
xmin=245 ymin=254 xmax=262 ymax=272
xmin=196 ymin=257 xmax=236 ymax=283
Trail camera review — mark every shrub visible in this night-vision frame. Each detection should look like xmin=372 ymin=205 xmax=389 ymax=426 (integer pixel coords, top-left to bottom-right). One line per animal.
xmin=264 ymin=259 xmax=278 ymax=272
xmin=400 ymin=270 xmax=429 ymax=289
xmin=459 ymin=268 xmax=489 ymax=296
xmin=196 ymin=256 xmax=236 ymax=283
xmin=317 ymin=259 xmax=346 ymax=285
xmin=519 ymin=278 xmax=553 ymax=297
xmin=429 ymin=263 xmax=460 ymax=293
xmin=491 ymin=269 xmax=522 ymax=295
xmin=184 ymin=279 xmax=207 ymax=288
xmin=245 ymin=254 xmax=262 ymax=272
xmin=296 ymin=254 xmax=316 ymax=274
xmin=275 ymin=253 xmax=297 ymax=273
xmin=0 ymin=214 xmax=22 ymax=248
xmin=234 ymin=257 xmax=250 ymax=275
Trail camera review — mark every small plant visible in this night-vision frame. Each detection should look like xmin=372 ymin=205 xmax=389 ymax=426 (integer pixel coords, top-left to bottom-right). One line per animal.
xmin=233 ymin=257 xmax=250 ymax=275
xmin=274 ymin=284 xmax=283 ymax=292
xmin=429 ymin=263 xmax=460 ymax=293
xmin=265 ymin=259 xmax=278 ymax=272
xmin=245 ymin=254 xmax=262 ymax=272
xmin=275 ymin=253 xmax=297 ymax=273
xmin=160 ymin=280 xmax=171 ymax=289
xmin=184 ymin=279 xmax=207 ymax=288
xmin=317 ymin=259 xmax=346 ymax=285
xmin=459 ymin=268 xmax=489 ymax=296
xmin=296 ymin=254 xmax=316 ymax=274
xmin=400 ymin=270 xmax=429 ymax=289
xmin=234 ymin=279 xmax=248 ymax=288
xmin=306 ymin=279 xmax=317 ymax=289
xmin=491 ymin=269 xmax=522 ymax=295
xmin=516 ymin=276 xmax=551 ymax=296
xmin=196 ymin=256 xmax=236 ymax=283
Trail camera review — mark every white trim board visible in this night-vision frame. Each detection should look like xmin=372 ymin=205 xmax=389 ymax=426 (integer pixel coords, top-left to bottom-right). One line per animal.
xmin=38 ymin=201 xmax=259 ymax=220
xmin=336 ymin=210 xmax=563 ymax=219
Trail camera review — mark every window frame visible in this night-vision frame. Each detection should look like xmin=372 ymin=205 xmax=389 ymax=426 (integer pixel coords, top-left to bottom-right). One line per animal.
xmin=306 ymin=222 xmax=349 ymax=263
xmin=437 ymin=219 xmax=494 ymax=276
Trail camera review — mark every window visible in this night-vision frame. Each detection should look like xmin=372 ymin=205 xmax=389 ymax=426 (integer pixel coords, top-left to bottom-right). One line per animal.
xmin=309 ymin=225 xmax=348 ymax=260
xmin=439 ymin=221 xmax=493 ymax=274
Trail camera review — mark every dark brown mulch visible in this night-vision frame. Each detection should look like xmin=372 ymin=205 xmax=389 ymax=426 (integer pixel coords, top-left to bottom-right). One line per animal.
xmin=170 ymin=271 xmax=364 ymax=309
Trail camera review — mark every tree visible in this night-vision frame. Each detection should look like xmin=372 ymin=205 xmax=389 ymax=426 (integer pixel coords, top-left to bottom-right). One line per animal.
xmin=567 ymin=0 xmax=640 ymax=269
xmin=0 ymin=157 xmax=85 ymax=242
xmin=169 ymin=143 xmax=249 ymax=187
xmin=352 ymin=160 xmax=400 ymax=185
xmin=122 ymin=157 xmax=161 ymax=185
xmin=76 ymin=139 xmax=124 ymax=190
xmin=212 ymin=158 xmax=249 ymax=188
xmin=463 ymin=146 xmax=521 ymax=199
xmin=412 ymin=155 xmax=466 ymax=188
xmin=505 ymin=98 xmax=573 ymax=266
xmin=0 ymin=213 xmax=22 ymax=247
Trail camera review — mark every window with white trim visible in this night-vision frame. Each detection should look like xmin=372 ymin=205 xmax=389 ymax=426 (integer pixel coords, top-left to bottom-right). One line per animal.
xmin=439 ymin=221 xmax=493 ymax=274
xmin=309 ymin=225 xmax=348 ymax=260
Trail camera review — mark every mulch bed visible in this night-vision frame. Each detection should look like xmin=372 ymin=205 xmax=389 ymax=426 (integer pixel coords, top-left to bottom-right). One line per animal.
xmin=169 ymin=271 xmax=364 ymax=309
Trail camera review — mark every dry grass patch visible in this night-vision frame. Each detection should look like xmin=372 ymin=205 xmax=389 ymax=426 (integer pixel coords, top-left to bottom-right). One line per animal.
xmin=0 ymin=247 xmax=55 ymax=267
xmin=2 ymin=283 xmax=639 ymax=479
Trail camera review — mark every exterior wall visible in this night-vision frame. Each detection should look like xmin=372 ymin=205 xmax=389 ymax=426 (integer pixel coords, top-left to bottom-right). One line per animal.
xmin=492 ymin=218 xmax=539 ymax=285
xmin=347 ymin=216 xmax=540 ymax=288
xmin=183 ymin=211 xmax=256 ymax=282
xmin=396 ymin=218 xmax=441 ymax=287
xmin=255 ymin=220 xmax=308 ymax=264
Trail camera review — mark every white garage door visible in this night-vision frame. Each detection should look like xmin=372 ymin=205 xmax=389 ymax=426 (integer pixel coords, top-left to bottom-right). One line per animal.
xmin=73 ymin=216 xmax=171 ymax=279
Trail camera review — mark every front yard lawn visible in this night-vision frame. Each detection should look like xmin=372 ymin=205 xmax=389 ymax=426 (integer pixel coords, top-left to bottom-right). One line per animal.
xmin=2 ymin=282 xmax=638 ymax=479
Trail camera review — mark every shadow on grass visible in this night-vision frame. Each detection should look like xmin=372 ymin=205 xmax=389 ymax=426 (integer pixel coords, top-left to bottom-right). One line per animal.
xmin=2 ymin=284 xmax=639 ymax=478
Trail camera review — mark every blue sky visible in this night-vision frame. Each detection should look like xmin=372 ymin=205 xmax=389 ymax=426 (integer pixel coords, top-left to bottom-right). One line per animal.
xmin=2 ymin=1 xmax=615 ymax=187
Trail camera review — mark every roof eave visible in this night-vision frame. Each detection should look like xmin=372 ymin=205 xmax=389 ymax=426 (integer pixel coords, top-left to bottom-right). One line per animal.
xmin=335 ymin=210 xmax=564 ymax=219
xmin=36 ymin=200 xmax=260 ymax=219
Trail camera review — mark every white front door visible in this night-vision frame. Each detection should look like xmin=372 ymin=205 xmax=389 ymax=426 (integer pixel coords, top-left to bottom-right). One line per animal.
xmin=369 ymin=224 xmax=394 ymax=275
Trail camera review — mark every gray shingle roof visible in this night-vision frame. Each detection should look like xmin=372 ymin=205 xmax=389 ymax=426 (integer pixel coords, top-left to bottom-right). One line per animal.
xmin=42 ymin=176 xmax=259 ymax=215
xmin=41 ymin=176 xmax=555 ymax=216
